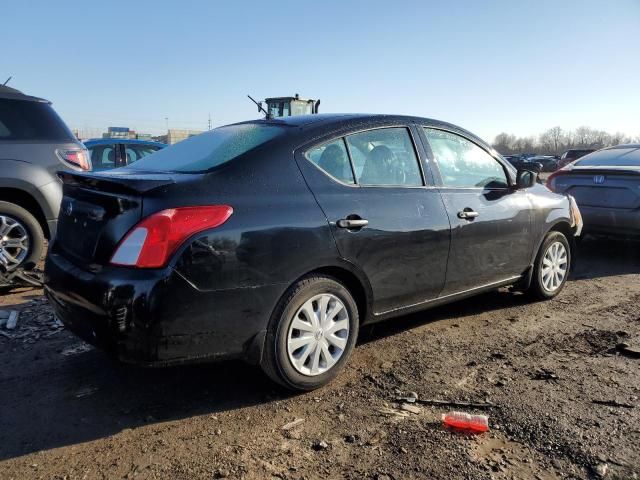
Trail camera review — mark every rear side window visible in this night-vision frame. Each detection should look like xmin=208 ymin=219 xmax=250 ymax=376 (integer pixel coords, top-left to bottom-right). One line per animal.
xmin=424 ymin=128 xmax=508 ymax=189
xmin=306 ymin=138 xmax=355 ymax=184
xmin=124 ymin=145 xmax=161 ymax=164
xmin=128 ymin=124 xmax=284 ymax=173
xmin=345 ymin=128 xmax=422 ymax=186
xmin=0 ymin=99 xmax=74 ymax=141
xmin=575 ymin=148 xmax=640 ymax=167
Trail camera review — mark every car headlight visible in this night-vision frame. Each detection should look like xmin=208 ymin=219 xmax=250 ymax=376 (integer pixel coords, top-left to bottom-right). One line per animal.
xmin=568 ymin=195 xmax=583 ymax=237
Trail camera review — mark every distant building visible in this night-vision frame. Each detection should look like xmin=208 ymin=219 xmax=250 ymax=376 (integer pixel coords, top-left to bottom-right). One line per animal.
xmin=167 ymin=129 xmax=203 ymax=144
xmin=101 ymin=126 xmax=153 ymax=141
xmin=103 ymin=126 xmax=130 ymax=139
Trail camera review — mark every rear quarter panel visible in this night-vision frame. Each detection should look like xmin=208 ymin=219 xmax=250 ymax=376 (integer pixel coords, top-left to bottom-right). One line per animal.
xmin=160 ymin=142 xmax=341 ymax=292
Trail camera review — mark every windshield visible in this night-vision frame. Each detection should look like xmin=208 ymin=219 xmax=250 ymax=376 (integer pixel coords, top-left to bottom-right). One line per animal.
xmin=126 ymin=123 xmax=285 ymax=173
xmin=575 ymin=147 xmax=640 ymax=167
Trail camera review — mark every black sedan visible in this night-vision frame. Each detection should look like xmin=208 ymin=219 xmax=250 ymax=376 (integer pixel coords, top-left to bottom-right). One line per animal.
xmin=547 ymin=144 xmax=640 ymax=237
xmin=45 ymin=114 xmax=582 ymax=390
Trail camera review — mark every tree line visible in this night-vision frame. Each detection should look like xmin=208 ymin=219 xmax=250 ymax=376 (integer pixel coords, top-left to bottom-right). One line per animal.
xmin=492 ymin=127 xmax=639 ymax=156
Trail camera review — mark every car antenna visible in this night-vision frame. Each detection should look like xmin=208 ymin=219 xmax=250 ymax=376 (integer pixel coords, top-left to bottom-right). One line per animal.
xmin=247 ymin=95 xmax=271 ymax=120
xmin=2 ymin=76 xmax=12 ymax=86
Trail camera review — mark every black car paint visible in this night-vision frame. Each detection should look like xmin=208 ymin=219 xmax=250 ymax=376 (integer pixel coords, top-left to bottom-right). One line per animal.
xmin=45 ymin=114 xmax=575 ymax=367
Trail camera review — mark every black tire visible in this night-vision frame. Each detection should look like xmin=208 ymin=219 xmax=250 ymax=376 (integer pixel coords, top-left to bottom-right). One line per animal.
xmin=261 ymin=275 xmax=359 ymax=391
xmin=0 ymin=201 xmax=44 ymax=271
xmin=528 ymin=231 xmax=571 ymax=300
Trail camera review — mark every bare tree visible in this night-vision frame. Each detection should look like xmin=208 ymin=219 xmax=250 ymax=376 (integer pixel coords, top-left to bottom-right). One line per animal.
xmin=492 ymin=126 xmax=633 ymax=155
xmin=539 ymin=126 xmax=565 ymax=154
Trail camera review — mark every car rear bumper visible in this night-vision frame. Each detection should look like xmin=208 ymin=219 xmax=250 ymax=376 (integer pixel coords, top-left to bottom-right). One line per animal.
xmin=580 ymin=206 xmax=640 ymax=236
xmin=44 ymin=250 xmax=282 ymax=366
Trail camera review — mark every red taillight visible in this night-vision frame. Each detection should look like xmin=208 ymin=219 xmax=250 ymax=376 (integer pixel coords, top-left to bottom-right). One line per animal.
xmin=110 ymin=205 xmax=233 ymax=268
xmin=546 ymin=171 xmax=559 ymax=191
xmin=56 ymin=149 xmax=91 ymax=171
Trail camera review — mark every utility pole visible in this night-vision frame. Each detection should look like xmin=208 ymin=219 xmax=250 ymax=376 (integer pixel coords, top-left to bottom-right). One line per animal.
xmin=165 ymin=117 xmax=169 ymax=132
xmin=208 ymin=113 xmax=212 ymax=130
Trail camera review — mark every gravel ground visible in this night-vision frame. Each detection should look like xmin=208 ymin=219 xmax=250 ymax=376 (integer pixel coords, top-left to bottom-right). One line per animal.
xmin=0 ymin=236 xmax=639 ymax=480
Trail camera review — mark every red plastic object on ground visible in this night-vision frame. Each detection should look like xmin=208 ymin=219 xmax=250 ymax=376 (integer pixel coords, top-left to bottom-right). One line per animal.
xmin=442 ymin=412 xmax=489 ymax=433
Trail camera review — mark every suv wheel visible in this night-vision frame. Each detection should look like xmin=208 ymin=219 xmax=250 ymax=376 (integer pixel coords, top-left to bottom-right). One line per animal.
xmin=528 ymin=231 xmax=571 ymax=300
xmin=0 ymin=201 xmax=44 ymax=271
xmin=261 ymin=275 xmax=359 ymax=390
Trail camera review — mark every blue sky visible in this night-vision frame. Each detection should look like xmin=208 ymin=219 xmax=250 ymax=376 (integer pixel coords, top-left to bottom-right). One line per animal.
xmin=2 ymin=0 xmax=639 ymax=141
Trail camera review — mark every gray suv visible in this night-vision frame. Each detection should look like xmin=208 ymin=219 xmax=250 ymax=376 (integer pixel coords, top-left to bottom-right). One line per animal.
xmin=0 ymin=85 xmax=90 ymax=271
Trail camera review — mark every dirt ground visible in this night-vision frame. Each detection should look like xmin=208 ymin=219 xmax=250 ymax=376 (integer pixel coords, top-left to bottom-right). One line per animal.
xmin=1 ymin=236 xmax=639 ymax=480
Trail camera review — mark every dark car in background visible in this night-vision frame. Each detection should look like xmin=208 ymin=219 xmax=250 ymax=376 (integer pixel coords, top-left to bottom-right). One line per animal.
xmin=84 ymin=139 xmax=166 ymax=171
xmin=503 ymin=154 xmax=544 ymax=172
xmin=558 ymin=148 xmax=595 ymax=168
xmin=547 ymin=144 xmax=640 ymax=236
xmin=0 ymin=85 xmax=89 ymax=271
xmin=45 ymin=114 xmax=582 ymax=390
xmin=528 ymin=155 xmax=559 ymax=172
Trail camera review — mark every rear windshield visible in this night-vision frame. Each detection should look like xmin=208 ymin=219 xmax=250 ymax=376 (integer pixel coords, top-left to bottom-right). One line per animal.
xmin=0 ymin=99 xmax=74 ymax=141
xmin=127 ymin=124 xmax=285 ymax=173
xmin=575 ymin=148 xmax=640 ymax=167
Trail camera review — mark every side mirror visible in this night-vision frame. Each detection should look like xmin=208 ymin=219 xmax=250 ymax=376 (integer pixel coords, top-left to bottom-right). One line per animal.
xmin=516 ymin=168 xmax=538 ymax=189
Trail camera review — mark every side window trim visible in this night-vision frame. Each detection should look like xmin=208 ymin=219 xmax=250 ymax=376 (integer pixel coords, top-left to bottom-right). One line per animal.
xmin=300 ymin=124 xmax=432 ymax=188
xmin=422 ymin=126 xmax=514 ymax=190
xmin=303 ymin=137 xmax=357 ymax=186
xmin=116 ymin=143 xmax=126 ymax=168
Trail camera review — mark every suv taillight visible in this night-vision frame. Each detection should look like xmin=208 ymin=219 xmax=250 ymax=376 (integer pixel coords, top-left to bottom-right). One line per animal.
xmin=56 ymin=148 xmax=91 ymax=171
xmin=110 ymin=206 xmax=233 ymax=268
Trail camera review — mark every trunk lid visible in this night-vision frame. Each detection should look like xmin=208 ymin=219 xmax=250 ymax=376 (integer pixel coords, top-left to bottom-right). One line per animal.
xmin=55 ymin=170 xmax=176 ymax=266
xmin=553 ymin=167 xmax=640 ymax=210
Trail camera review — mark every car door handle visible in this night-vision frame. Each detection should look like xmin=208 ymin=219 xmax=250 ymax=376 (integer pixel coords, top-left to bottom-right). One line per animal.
xmin=337 ymin=218 xmax=369 ymax=229
xmin=457 ymin=209 xmax=479 ymax=220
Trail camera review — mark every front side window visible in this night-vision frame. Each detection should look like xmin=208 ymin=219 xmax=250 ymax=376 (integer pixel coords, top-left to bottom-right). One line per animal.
xmin=424 ymin=128 xmax=508 ymax=189
xmin=306 ymin=138 xmax=355 ymax=184
xmin=345 ymin=128 xmax=422 ymax=186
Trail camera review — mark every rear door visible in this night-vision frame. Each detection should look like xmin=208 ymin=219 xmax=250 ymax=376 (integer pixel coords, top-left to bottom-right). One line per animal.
xmin=420 ymin=127 xmax=533 ymax=294
xmin=296 ymin=125 xmax=451 ymax=315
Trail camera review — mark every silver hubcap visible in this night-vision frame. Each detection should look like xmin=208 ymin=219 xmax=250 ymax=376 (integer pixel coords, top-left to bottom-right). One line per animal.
xmin=287 ymin=293 xmax=350 ymax=376
xmin=541 ymin=241 xmax=568 ymax=292
xmin=0 ymin=215 xmax=30 ymax=270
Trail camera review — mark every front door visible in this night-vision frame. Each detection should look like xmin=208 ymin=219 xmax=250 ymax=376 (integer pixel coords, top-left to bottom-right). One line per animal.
xmin=296 ymin=126 xmax=451 ymax=315
xmin=421 ymin=127 xmax=533 ymax=294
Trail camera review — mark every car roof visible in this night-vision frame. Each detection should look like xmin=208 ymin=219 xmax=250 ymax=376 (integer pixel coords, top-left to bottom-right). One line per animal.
xmin=0 ymin=85 xmax=50 ymax=103
xmin=232 ymin=113 xmax=486 ymax=144
xmin=84 ymin=138 xmax=167 ymax=147
xmin=603 ymin=143 xmax=640 ymax=150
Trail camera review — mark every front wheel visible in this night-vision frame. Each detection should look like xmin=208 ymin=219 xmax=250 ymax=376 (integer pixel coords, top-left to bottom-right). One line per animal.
xmin=261 ymin=275 xmax=359 ymax=391
xmin=528 ymin=231 xmax=571 ymax=300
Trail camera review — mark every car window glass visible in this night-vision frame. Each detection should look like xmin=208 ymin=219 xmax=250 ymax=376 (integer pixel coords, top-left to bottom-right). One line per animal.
xmin=89 ymin=145 xmax=116 ymax=171
xmin=575 ymin=148 xmax=640 ymax=167
xmin=424 ymin=128 xmax=508 ymax=189
xmin=0 ymin=99 xmax=74 ymax=141
xmin=125 ymin=145 xmax=160 ymax=164
xmin=306 ymin=138 xmax=355 ymax=184
xmin=128 ymin=124 xmax=284 ymax=173
xmin=345 ymin=128 xmax=422 ymax=186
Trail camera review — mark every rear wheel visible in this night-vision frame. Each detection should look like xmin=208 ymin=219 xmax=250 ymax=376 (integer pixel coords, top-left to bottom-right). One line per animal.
xmin=528 ymin=231 xmax=571 ymax=300
xmin=261 ymin=275 xmax=359 ymax=390
xmin=0 ymin=201 xmax=44 ymax=271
